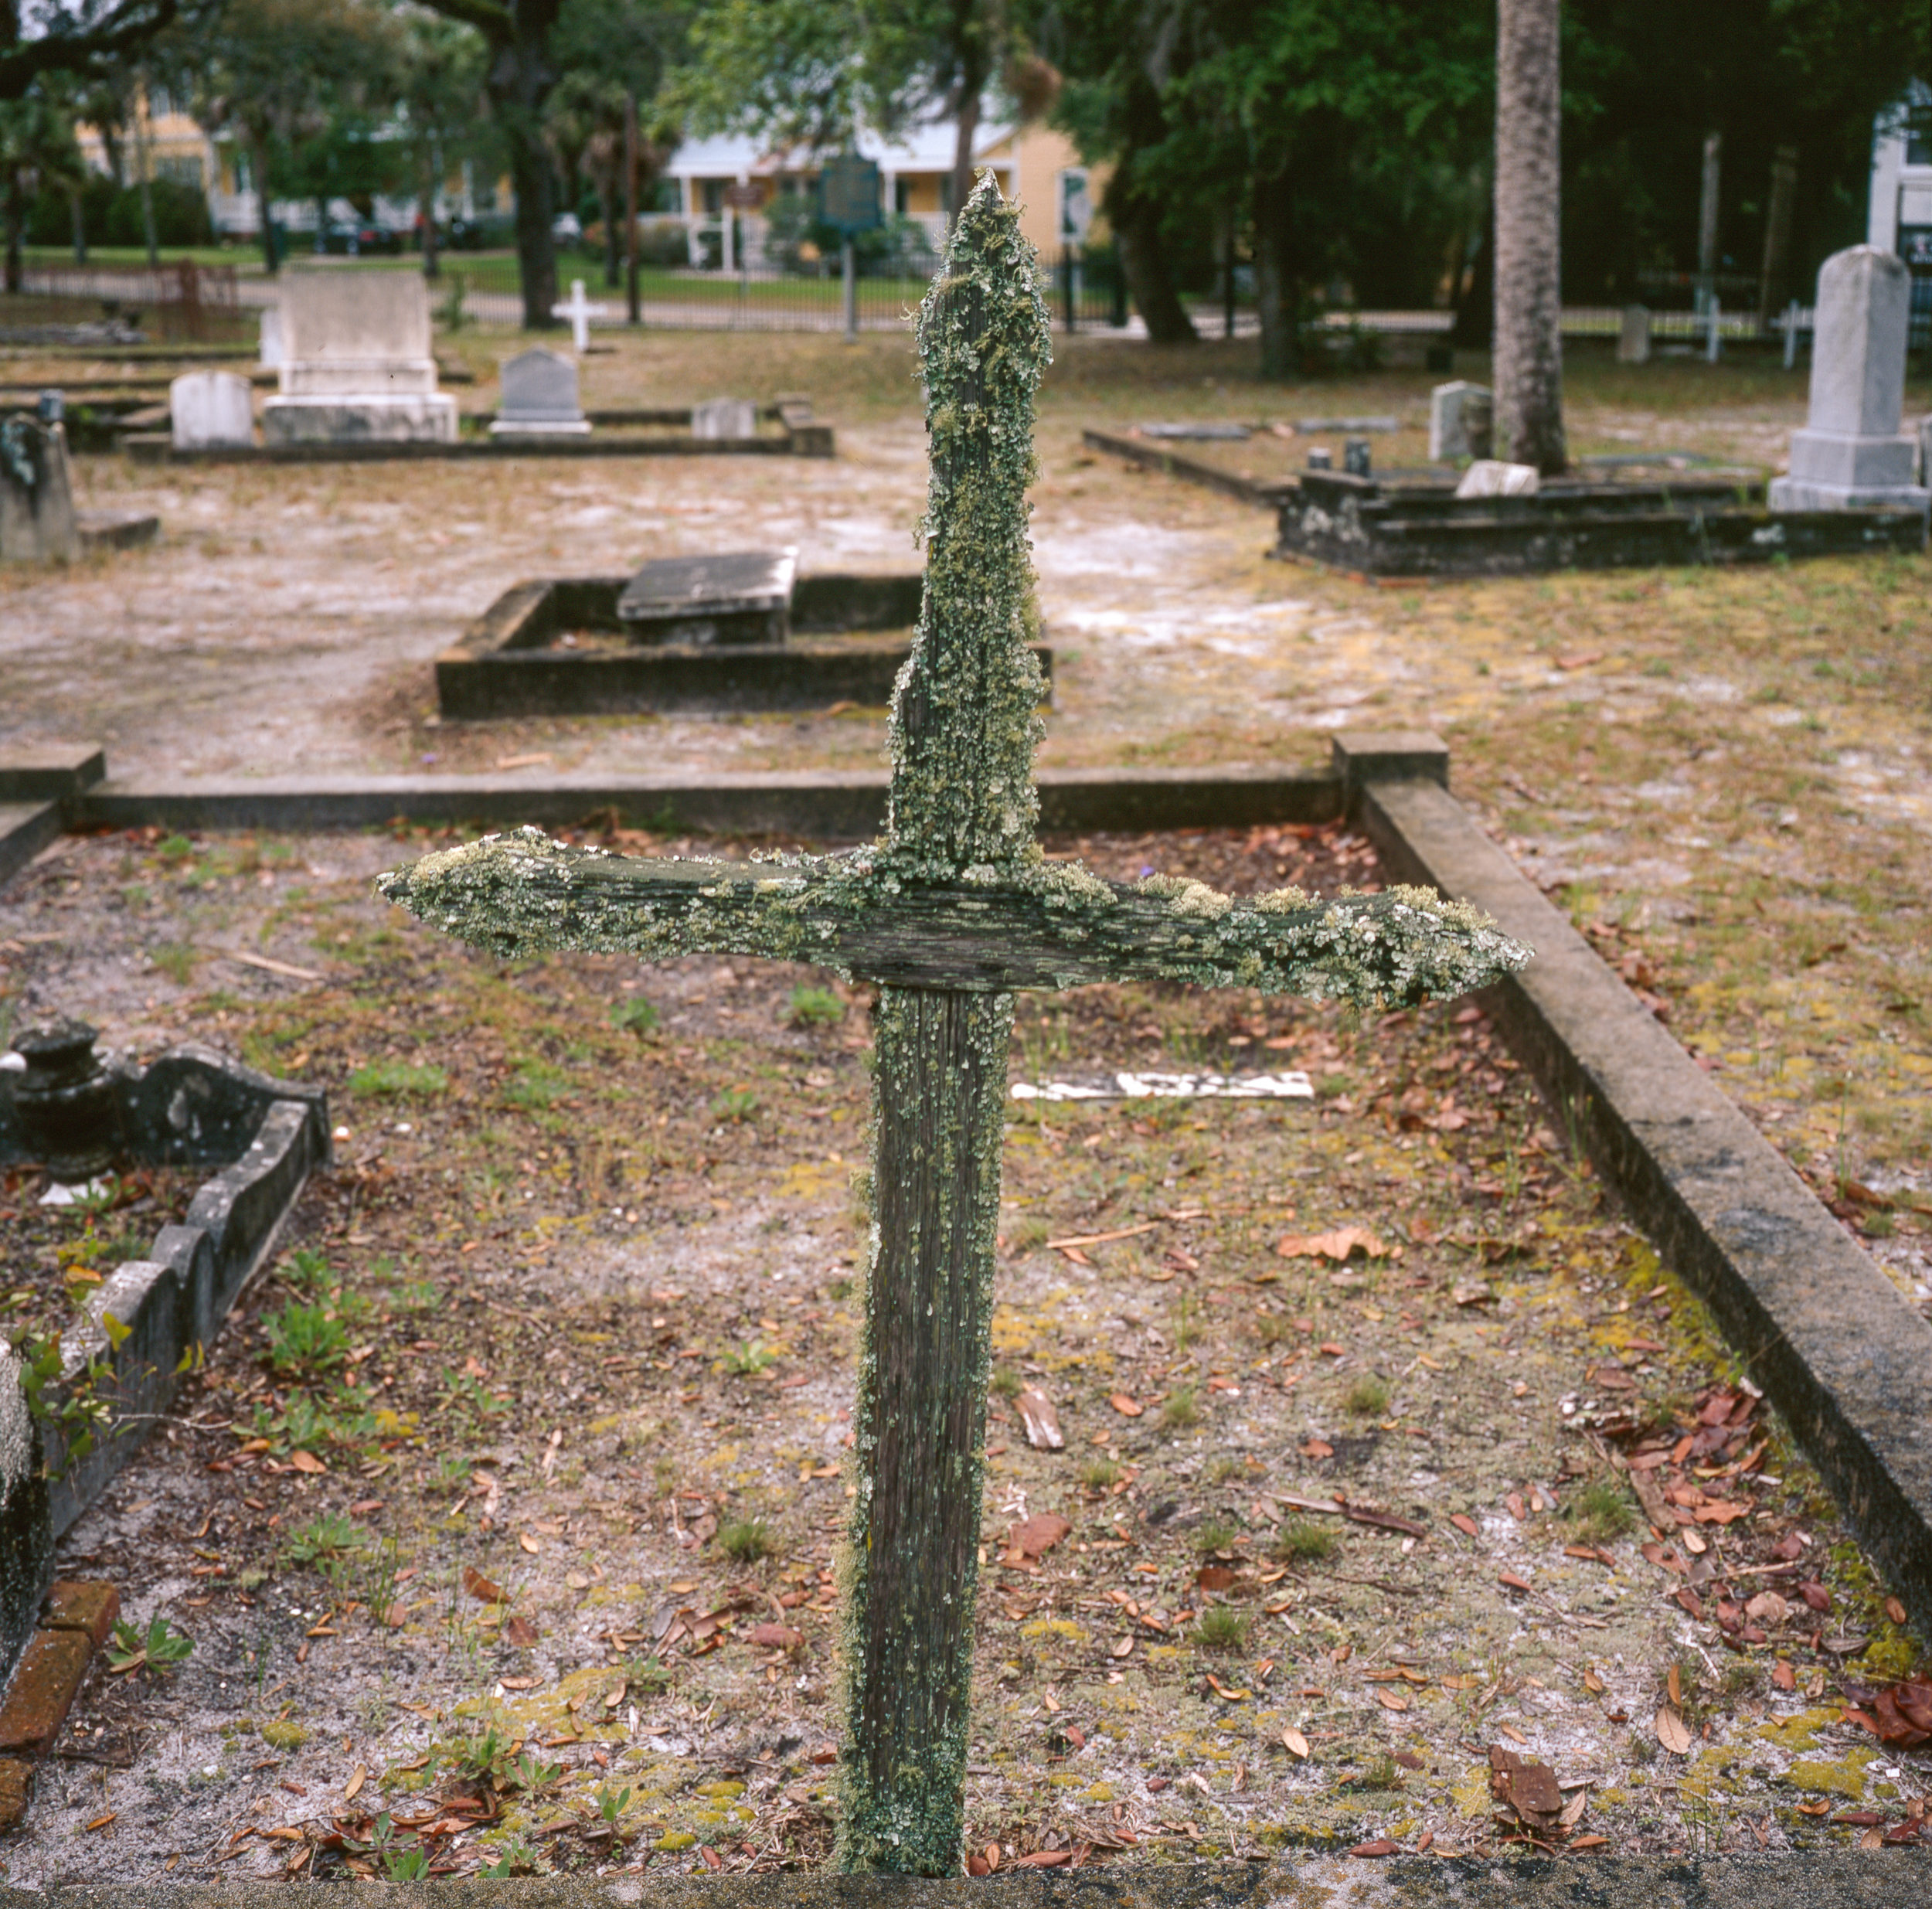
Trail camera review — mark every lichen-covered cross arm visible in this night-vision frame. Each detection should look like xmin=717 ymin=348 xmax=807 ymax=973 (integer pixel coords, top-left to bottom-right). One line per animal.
xmin=376 ymin=827 xmax=1530 ymax=1008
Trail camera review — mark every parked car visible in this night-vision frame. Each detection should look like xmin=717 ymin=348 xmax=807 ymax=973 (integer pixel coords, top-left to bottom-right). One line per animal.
xmin=315 ymin=218 xmax=403 ymax=257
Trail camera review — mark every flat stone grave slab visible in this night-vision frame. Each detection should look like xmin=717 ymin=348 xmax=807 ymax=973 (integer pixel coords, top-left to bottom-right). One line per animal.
xmin=616 ymin=550 xmax=798 ymax=644
xmin=437 ymin=567 xmax=1049 ymax=718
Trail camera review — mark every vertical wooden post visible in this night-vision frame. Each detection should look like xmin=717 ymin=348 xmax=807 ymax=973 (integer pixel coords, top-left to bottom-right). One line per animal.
xmin=839 ymin=986 xmax=1011 ymax=1873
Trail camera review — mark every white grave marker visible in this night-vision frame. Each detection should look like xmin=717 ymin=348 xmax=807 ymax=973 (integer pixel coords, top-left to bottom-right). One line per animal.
xmin=170 ymin=370 xmax=255 ymax=449
xmin=551 ymin=279 xmax=607 ymax=352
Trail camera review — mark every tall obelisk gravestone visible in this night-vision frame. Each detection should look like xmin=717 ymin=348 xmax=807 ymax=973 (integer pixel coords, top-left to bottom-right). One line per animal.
xmin=379 ymin=177 xmax=1528 ymax=1873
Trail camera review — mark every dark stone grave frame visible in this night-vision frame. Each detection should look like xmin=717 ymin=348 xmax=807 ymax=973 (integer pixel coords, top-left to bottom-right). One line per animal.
xmin=0 ymin=1033 xmax=330 ymax=1683
xmin=434 ymin=573 xmax=1050 ymax=719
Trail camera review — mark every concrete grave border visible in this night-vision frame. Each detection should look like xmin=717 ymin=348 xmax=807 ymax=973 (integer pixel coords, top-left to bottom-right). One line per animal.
xmin=125 ymin=423 xmax=834 ymax=464
xmin=2 ymin=735 xmax=1929 ymax=1645
xmin=0 ymin=1026 xmax=330 ymax=1696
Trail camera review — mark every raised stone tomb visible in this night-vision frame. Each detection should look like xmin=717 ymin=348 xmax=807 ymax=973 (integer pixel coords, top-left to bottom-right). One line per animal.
xmin=260 ymin=269 xmax=457 ymax=446
xmin=435 ymin=559 xmax=1046 ymax=719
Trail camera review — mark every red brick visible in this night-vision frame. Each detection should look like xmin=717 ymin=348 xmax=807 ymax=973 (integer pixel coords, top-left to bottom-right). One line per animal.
xmin=42 ymin=1581 xmax=120 ymax=1649
xmin=0 ymin=1758 xmax=32 ymax=1831
xmin=0 ymin=1631 xmax=92 ymax=1758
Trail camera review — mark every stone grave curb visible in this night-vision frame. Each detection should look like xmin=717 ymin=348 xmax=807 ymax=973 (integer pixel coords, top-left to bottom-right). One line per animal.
xmin=0 ymin=1580 xmax=119 ymax=1827
xmin=58 ymin=764 xmax=1343 ymax=841
xmin=1339 ymin=733 xmax=1932 ymax=1639
xmin=1081 ymin=429 xmax=1292 ymax=509
xmin=2 ymin=1853 xmax=1930 ymax=1903
xmin=0 ymin=749 xmax=107 ymax=888
xmin=124 ymin=427 xmax=834 ymax=466
xmin=0 ymin=1042 xmax=331 ymax=1693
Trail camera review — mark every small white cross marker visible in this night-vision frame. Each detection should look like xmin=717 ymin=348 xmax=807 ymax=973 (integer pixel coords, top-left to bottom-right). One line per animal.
xmin=550 ymin=278 xmax=607 ymax=352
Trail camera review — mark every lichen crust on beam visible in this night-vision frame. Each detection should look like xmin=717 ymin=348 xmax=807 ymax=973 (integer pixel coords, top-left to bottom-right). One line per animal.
xmin=884 ymin=172 xmax=1053 ymax=881
xmin=376 ymin=827 xmax=1532 ymax=1009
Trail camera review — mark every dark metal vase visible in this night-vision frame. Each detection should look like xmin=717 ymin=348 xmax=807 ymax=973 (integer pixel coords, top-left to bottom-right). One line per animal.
xmin=10 ymin=1019 xmax=121 ymax=1180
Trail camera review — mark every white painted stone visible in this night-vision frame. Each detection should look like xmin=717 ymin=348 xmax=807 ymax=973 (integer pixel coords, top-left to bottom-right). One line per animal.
xmin=1617 ymin=305 xmax=1651 ymax=364
xmin=490 ymin=345 xmax=590 ymax=437
xmin=1454 ymin=459 xmax=1539 ymax=499
xmin=170 ymin=370 xmax=254 ymax=449
xmin=1768 ymin=245 xmax=1927 ymax=514
xmin=1429 ymin=382 xmax=1492 ymax=462
xmin=262 ymin=267 xmax=457 ymax=445
xmin=692 ymin=397 xmax=758 ymax=441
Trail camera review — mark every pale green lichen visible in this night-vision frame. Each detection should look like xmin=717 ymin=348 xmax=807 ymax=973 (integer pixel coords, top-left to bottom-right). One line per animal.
xmin=883 ymin=172 xmax=1050 ymax=881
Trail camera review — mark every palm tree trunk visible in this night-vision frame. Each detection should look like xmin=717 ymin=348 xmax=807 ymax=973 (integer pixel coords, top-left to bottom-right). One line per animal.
xmin=1492 ymin=0 xmax=1565 ymax=473
xmin=420 ymin=151 xmax=442 ymax=281
xmin=70 ymin=186 xmax=87 ymax=265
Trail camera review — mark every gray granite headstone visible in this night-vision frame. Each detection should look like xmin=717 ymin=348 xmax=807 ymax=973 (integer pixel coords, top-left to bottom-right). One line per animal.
xmin=490 ymin=346 xmax=590 ymax=437
xmin=615 ymin=550 xmax=797 ymax=645
xmin=1428 ymin=381 xmax=1492 ymax=462
xmin=692 ymin=397 xmax=758 ymax=441
xmin=1769 ymin=246 xmax=1929 ymax=514
xmin=170 ymin=369 xmax=255 ymax=449
xmin=1617 ymin=305 xmax=1651 ymax=364
xmin=0 ymin=417 xmax=77 ymax=563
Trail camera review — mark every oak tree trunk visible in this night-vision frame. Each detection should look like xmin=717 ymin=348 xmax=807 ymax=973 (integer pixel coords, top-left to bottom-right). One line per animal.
xmin=478 ymin=2 xmax=564 ymax=330
xmin=838 ymin=985 xmax=1009 ymax=1874
xmin=1254 ymin=162 xmax=1297 ymax=379
xmin=1492 ymin=0 xmax=1565 ymax=473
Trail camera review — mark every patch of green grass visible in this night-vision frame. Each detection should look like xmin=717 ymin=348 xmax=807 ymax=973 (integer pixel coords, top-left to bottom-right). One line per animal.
xmin=1344 ymin=1374 xmax=1390 ymax=1417
xmin=1195 ymin=1519 xmax=1242 ymax=1555
xmin=609 ymin=995 xmax=660 ymax=1035
xmin=283 ymin=1512 xmax=363 ymax=1568
xmin=502 ymin=1059 xmax=571 ymax=1111
xmin=1274 ymin=1518 xmax=1336 ymax=1564
xmin=1161 ymin=1383 xmax=1199 ymax=1431
xmin=723 ymin=1339 xmax=775 ymax=1376
xmin=709 ymin=1087 xmax=760 ymax=1123
xmin=348 ymin=1060 xmax=449 ymax=1099
xmin=1079 ymin=1458 xmax=1123 ymax=1491
xmin=1204 ymin=1454 xmax=1248 ymax=1485
xmin=150 ymin=942 xmax=198 ymax=985
xmin=1566 ymin=1475 xmax=1637 ymax=1545
xmin=1354 ymin=1754 xmax=1403 ymax=1792
xmin=787 ymin=985 xmax=845 ymax=1029
xmin=262 ymin=1302 xmax=349 ymax=1376
xmin=1192 ymin=1606 xmax=1249 ymax=1652
xmin=155 ymin=833 xmax=196 ymax=863
xmin=989 ymin=1366 xmax=1022 ymax=1399
xmin=716 ymin=1518 xmax=776 ymax=1563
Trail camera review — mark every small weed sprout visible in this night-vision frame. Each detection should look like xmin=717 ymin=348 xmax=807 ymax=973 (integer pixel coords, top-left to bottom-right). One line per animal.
xmin=989 ymin=1366 xmax=1022 ymax=1400
xmin=723 ymin=1339 xmax=775 ymax=1376
xmin=480 ymin=1839 xmax=543 ymax=1878
xmin=1161 ymin=1383 xmax=1200 ymax=1431
xmin=1079 ymin=1458 xmax=1123 ymax=1492
xmin=1355 ymin=1754 xmax=1403 ymax=1792
xmin=717 ymin=1518 xmax=776 ymax=1563
xmin=787 ymin=985 xmax=845 ymax=1029
xmin=1205 ymin=1454 xmax=1248 ymax=1485
xmin=624 ymin=1654 xmax=673 ymax=1695
xmin=710 ymin=1087 xmax=760 ymax=1123
xmin=1195 ymin=1519 xmax=1242 ymax=1555
xmin=610 ymin=995 xmax=661 ymax=1035
xmin=1345 ymin=1374 xmax=1391 ymax=1417
xmin=284 ymin=1512 xmax=363 ymax=1569
xmin=1274 ymin=1518 xmax=1336 ymax=1564
xmin=263 ymin=1302 xmax=349 ymax=1376
xmin=597 ymin=1783 xmax=634 ymax=1826
xmin=107 ymin=1615 xmax=193 ymax=1676
xmin=1193 ymin=1606 xmax=1249 ymax=1652
xmin=1566 ymin=1475 xmax=1637 ymax=1544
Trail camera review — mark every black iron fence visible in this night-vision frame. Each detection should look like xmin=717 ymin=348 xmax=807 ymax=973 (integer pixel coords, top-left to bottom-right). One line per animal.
xmin=16 ymin=260 xmax=245 ymax=343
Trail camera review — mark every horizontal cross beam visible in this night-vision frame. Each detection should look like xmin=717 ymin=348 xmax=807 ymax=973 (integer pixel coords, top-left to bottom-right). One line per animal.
xmin=377 ymin=828 xmax=1529 ymax=1007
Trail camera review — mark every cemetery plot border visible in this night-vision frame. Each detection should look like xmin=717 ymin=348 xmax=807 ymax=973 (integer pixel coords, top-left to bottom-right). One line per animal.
xmin=0 ymin=1033 xmax=330 ymax=1692
xmin=1081 ymin=430 xmax=1927 ymax=575
xmin=436 ymin=573 xmax=1020 ymax=720
xmin=126 ymin=421 xmax=835 ymax=465
xmin=7 ymin=726 xmax=1930 ymax=1645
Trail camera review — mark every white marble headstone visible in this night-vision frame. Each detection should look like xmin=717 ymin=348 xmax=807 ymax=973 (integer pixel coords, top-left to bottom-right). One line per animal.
xmin=259 ymin=307 xmax=283 ymax=368
xmin=692 ymin=397 xmax=758 ymax=441
xmin=170 ymin=369 xmax=255 ymax=449
xmin=1429 ymin=381 xmax=1492 ymax=462
xmin=491 ymin=346 xmax=590 ymax=437
xmin=1769 ymin=246 xmax=1928 ymax=513
xmin=1617 ymin=305 xmax=1651 ymax=364
xmin=1454 ymin=459 xmax=1539 ymax=499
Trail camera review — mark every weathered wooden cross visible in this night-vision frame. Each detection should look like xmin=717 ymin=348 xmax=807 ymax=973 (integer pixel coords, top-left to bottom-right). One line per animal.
xmin=379 ymin=178 xmax=1529 ymax=1875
